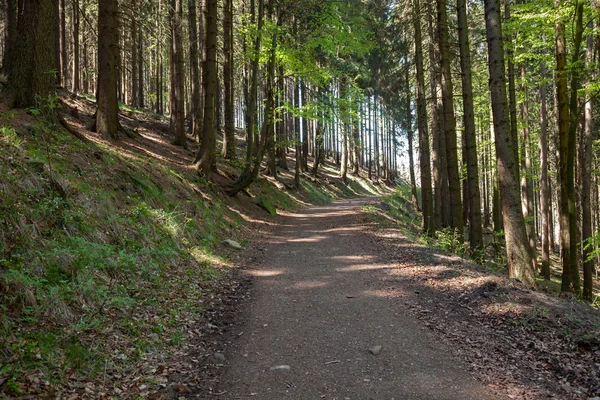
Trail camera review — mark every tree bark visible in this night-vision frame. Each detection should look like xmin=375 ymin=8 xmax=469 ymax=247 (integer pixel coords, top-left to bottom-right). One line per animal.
xmin=581 ymin=28 xmax=595 ymax=300
xmin=556 ymin=0 xmax=582 ymax=293
xmin=222 ymin=0 xmax=235 ymax=159
xmin=194 ymin=0 xmax=218 ymax=174
xmin=73 ymin=0 xmax=80 ymax=92
xmin=457 ymin=0 xmax=483 ymax=251
xmin=437 ymin=0 xmax=463 ymax=236
xmin=413 ymin=0 xmax=434 ymax=234
xmin=95 ymin=0 xmax=120 ymax=139
xmin=188 ymin=0 xmax=200 ymax=138
xmin=8 ymin=0 xmax=56 ymax=109
xmin=540 ymin=62 xmax=551 ymax=280
xmin=484 ymin=0 xmax=535 ymax=285
xmin=170 ymin=0 xmax=187 ymax=149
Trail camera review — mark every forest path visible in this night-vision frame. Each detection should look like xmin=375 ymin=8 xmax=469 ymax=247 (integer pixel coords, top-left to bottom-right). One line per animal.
xmin=210 ymin=198 xmax=497 ymax=399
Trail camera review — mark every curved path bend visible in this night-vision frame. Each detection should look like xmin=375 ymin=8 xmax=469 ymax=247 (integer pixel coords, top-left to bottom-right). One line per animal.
xmin=214 ymin=198 xmax=497 ymax=400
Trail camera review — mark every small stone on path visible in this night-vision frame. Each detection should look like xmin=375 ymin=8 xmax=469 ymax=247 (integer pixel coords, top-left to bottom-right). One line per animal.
xmin=368 ymin=345 xmax=382 ymax=355
xmin=269 ymin=365 xmax=291 ymax=372
xmin=223 ymin=239 xmax=242 ymax=249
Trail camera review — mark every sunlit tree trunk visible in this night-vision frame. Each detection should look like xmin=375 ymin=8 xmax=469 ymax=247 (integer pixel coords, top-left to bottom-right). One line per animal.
xmin=484 ymin=0 xmax=535 ymax=285
xmin=457 ymin=0 xmax=483 ymax=250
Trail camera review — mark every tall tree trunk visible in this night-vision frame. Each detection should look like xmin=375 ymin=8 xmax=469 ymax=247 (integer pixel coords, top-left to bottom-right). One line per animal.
xmin=61 ymin=0 xmax=67 ymax=87
xmin=405 ymin=64 xmax=419 ymax=208
xmin=294 ymin=76 xmax=301 ymax=186
xmin=352 ymin=95 xmax=361 ymax=176
xmin=138 ymin=25 xmax=144 ymax=107
xmin=95 ymin=0 xmax=120 ymax=139
xmin=427 ymin=1 xmax=443 ymax=230
xmin=130 ymin=0 xmax=138 ymax=106
xmin=8 ymin=0 xmax=56 ymax=108
xmin=54 ymin=0 xmax=62 ymax=85
xmin=484 ymin=0 xmax=535 ymax=285
xmin=504 ymin=0 xmax=520 ymax=177
xmin=222 ymin=0 xmax=235 ymax=159
xmin=170 ymin=0 xmax=187 ymax=149
xmin=437 ymin=0 xmax=463 ymax=236
xmin=581 ymin=28 xmax=595 ymax=300
xmin=73 ymin=0 xmax=80 ymax=92
xmin=277 ymin=64 xmax=288 ymax=169
xmin=457 ymin=0 xmax=483 ymax=251
xmin=556 ymin=0 xmax=583 ymax=293
xmin=194 ymin=0 xmax=218 ymax=174
xmin=413 ymin=0 xmax=434 ymax=234
xmin=520 ymin=66 xmax=537 ymax=264
xmin=540 ymin=62 xmax=551 ymax=280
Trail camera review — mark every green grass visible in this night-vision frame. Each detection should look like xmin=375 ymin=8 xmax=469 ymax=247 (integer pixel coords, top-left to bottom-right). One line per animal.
xmin=0 ymin=115 xmax=242 ymax=391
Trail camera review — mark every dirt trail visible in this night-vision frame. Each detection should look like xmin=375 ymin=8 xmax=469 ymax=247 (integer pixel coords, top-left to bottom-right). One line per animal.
xmin=210 ymin=198 xmax=500 ymax=399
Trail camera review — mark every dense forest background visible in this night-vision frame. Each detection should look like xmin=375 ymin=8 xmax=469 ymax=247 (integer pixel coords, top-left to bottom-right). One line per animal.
xmin=2 ymin=0 xmax=600 ymax=294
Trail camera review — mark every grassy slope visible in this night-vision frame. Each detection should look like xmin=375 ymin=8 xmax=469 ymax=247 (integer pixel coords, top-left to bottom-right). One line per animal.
xmin=0 ymin=99 xmax=385 ymax=398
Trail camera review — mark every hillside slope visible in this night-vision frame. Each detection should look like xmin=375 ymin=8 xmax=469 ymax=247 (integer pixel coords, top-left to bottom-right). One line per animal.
xmin=0 ymin=95 xmax=386 ymax=398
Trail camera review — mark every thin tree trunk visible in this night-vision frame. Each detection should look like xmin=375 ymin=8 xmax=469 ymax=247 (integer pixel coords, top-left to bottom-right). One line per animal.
xmin=520 ymin=66 xmax=536 ymax=262
xmin=457 ymin=0 xmax=483 ymax=251
xmin=73 ymin=0 xmax=80 ymax=92
xmin=581 ymin=27 xmax=595 ymax=300
xmin=437 ymin=0 xmax=463 ymax=236
xmin=406 ymin=63 xmax=419 ymax=208
xmin=222 ymin=0 xmax=235 ymax=158
xmin=540 ymin=62 xmax=551 ymax=279
xmin=170 ymin=0 xmax=186 ymax=149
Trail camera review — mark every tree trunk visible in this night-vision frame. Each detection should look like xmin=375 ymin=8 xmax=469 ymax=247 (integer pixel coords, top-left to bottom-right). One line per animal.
xmin=130 ymin=0 xmax=138 ymax=105
xmin=556 ymin=0 xmax=582 ymax=293
xmin=2 ymin=0 xmax=17 ymax=75
xmin=437 ymin=0 xmax=463 ymax=236
xmin=504 ymin=0 xmax=520 ymax=178
xmin=73 ymin=0 xmax=80 ymax=92
xmin=8 ymin=0 xmax=56 ymax=109
xmin=566 ymin=0 xmax=584 ymax=292
xmin=413 ymin=0 xmax=434 ymax=234
xmin=406 ymin=64 xmax=419 ymax=209
xmin=540 ymin=62 xmax=551 ymax=280
xmin=194 ymin=0 xmax=218 ymax=174
xmin=581 ymin=29 xmax=595 ymax=300
xmin=222 ymin=0 xmax=235 ymax=159
xmin=95 ymin=0 xmax=120 ymax=139
xmin=520 ymin=66 xmax=537 ymax=264
xmin=138 ymin=25 xmax=144 ymax=107
xmin=484 ymin=0 xmax=535 ymax=285
xmin=170 ymin=0 xmax=187 ymax=149
xmin=61 ymin=0 xmax=67 ymax=87
xmin=457 ymin=0 xmax=483 ymax=251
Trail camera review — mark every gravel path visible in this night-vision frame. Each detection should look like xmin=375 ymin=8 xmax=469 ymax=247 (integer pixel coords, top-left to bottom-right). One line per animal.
xmin=214 ymin=198 xmax=499 ymax=399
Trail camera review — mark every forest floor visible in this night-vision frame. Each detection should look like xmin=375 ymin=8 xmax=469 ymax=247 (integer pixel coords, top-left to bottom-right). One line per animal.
xmin=168 ymin=199 xmax=600 ymax=400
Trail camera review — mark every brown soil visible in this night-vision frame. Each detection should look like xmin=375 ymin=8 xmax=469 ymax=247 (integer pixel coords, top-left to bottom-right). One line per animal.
xmin=187 ymin=198 xmax=507 ymax=399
